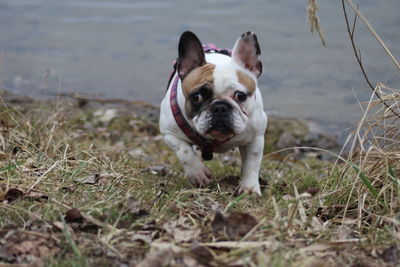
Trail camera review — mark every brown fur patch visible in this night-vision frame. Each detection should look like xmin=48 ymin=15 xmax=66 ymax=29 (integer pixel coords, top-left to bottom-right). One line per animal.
xmin=237 ymin=70 xmax=256 ymax=95
xmin=181 ymin=64 xmax=215 ymax=97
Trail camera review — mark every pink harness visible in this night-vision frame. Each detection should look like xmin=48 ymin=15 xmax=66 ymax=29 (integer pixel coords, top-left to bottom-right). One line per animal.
xmin=166 ymin=44 xmax=232 ymax=161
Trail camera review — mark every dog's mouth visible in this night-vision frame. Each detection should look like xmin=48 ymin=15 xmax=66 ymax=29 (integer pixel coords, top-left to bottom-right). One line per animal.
xmin=206 ymin=120 xmax=234 ymax=141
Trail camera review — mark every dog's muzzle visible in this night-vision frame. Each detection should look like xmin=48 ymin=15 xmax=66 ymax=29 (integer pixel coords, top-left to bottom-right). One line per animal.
xmin=207 ymin=100 xmax=234 ymax=136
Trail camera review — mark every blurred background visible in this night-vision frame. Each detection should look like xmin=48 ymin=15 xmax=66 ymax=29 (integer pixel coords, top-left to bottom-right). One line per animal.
xmin=0 ymin=0 xmax=399 ymax=134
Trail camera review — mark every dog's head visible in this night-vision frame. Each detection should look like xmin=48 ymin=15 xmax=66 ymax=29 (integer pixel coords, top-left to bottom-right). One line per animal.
xmin=177 ymin=31 xmax=262 ymax=141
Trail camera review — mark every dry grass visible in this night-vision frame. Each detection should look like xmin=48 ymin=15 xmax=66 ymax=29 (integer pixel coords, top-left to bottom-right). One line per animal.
xmin=340 ymin=83 xmax=400 ymax=230
xmin=307 ymin=0 xmax=326 ymax=46
xmin=0 ymin=93 xmax=398 ymax=266
xmin=1 ymin=2 xmax=400 ymax=266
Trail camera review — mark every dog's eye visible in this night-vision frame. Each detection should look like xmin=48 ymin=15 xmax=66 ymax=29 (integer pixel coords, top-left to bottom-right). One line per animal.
xmin=190 ymin=92 xmax=203 ymax=104
xmin=234 ymin=91 xmax=247 ymax=102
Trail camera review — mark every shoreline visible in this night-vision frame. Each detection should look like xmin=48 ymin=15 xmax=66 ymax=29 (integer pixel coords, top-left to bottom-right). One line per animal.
xmin=0 ymin=89 xmax=342 ymax=160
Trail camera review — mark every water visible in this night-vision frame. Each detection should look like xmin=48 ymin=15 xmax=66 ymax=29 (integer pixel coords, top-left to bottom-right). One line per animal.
xmin=1 ymin=0 xmax=399 ymax=133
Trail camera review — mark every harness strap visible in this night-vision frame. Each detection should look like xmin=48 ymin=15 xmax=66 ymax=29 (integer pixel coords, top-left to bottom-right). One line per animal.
xmin=167 ymin=44 xmax=232 ymax=161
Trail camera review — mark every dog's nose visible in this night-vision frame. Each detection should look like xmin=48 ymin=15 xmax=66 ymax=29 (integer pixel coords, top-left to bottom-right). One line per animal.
xmin=211 ymin=101 xmax=231 ymax=115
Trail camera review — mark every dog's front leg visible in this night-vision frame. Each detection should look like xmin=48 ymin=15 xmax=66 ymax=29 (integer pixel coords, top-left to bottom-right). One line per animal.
xmin=238 ymin=135 xmax=264 ymax=195
xmin=164 ymin=134 xmax=212 ymax=186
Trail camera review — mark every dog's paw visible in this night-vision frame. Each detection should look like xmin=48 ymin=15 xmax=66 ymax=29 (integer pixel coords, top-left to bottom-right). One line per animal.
xmin=184 ymin=162 xmax=212 ymax=186
xmin=238 ymin=179 xmax=261 ymax=196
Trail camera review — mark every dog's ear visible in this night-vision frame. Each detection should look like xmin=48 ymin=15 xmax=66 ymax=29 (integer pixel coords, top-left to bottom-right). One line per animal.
xmin=232 ymin=31 xmax=262 ymax=78
xmin=178 ymin=31 xmax=206 ymax=80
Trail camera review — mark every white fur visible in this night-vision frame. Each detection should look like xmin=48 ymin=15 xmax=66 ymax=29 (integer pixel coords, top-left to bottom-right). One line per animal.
xmin=160 ymin=52 xmax=267 ymax=195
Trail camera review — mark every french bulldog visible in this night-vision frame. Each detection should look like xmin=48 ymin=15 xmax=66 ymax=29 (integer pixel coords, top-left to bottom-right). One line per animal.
xmin=159 ymin=31 xmax=267 ymax=195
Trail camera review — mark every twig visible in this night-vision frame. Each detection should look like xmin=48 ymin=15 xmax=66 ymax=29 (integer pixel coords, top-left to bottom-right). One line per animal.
xmin=341 ymin=0 xmax=400 ymax=119
xmin=153 ymin=241 xmax=272 ymax=249
xmin=50 ymin=197 xmax=114 ymax=231
xmin=345 ymin=0 xmax=400 ymax=72
xmin=27 ymin=160 xmax=61 ymax=193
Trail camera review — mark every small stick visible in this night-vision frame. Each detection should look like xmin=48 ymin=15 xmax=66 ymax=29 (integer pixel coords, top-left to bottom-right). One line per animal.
xmin=345 ymin=0 xmax=400 ymax=72
xmin=27 ymin=160 xmax=61 ymax=193
xmin=341 ymin=0 xmax=400 ymax=119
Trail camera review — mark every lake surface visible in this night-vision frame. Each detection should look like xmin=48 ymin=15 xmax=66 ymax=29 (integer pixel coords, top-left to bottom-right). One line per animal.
xmin=1 ymin=0 xmax=400 ymax=133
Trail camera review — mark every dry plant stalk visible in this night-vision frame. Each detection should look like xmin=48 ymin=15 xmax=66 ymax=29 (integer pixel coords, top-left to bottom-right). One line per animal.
xmin=344 ymin=84 xmax=400 ymax=225
xmin=338 ymin=1 xmax=400 ymax=227
xmin=307 ymin=0 xmax=326 ymax=46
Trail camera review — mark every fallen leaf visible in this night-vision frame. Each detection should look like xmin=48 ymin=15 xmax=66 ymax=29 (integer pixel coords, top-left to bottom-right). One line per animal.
xmin=126 ymin=196 xmax=140 ymax=212
xmin=65 ymin=208 xmax=83 ymax=223
xmin=211 ymin=211 xmax=228 ymax=234
xmin=0 ymin=230 xmax=59 ymax=264
xmin=163 ymin=220 xmax=201 ymax=243
xmin=154 ymin=241 xmax=272 ymax=249
xmin=1 ymin=188 xmax=49 ymax=203
xmin=75 ymin=174 xmax=99 ymax=184
xmin=4 ymin=188 xmax=24 ymax=202
xmin=335 ymin=226 xmax=354 ymax=240
xmin=188 ymin=246 xmax=214 ymax=266
xmin=226 ymin=211 xmax=258 ymax=237
xmin=380 ymin=245 xmax=400 ymax=263
xmin=218 ymin=176 xmax=240 ymax=192
xmin=0 ymin=189 xmax=5 ymax=201
xmin=117 ymin=220 xmax=132 ymax=229
xmin=126 ymin=196 xmax=149 ymax=218
xmin=136 ymin=248 xmax=174 ymax=267
xmin=300 ymin=243 xmax=335 ymax=253
xmin=52 ymin=221 xmax=73 ymax=233
xmin=131 ymin=233 xmax=152 ymax=244
xmin=25 ymin=212 xmax=42 ymax=228
xmin=149 ymin=165 xmax=168 ymax=176
xmin=78 ymin=222 xmax=100 ymax=233
xmin=75 ymin=173 xmax=116 ymax=185
xmin=220 ymin=176 xmax=240 ymax=186
xmin=26 ymin=191 xmax=49 ymax=201
xmin=211 ymin=211 xmax=257 ymax=238
xmin=307 ymin=187 xmax=320 ymax=196
xmin=182 ymin=254 xmax=201 ymax=267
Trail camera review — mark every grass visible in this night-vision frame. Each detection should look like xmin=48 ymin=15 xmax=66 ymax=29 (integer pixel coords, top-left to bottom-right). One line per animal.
xmin=0 ymin=93 xmax=399 ymax=266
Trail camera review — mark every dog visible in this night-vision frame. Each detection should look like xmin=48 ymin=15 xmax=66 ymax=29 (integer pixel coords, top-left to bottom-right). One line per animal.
xmin=159 ymin=31 xmax=267 ymax=195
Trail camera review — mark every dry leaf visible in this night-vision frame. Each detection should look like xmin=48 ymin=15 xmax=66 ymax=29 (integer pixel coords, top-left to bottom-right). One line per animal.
xmin=25 ymin=213 xmax=42 ymax=228
xmin=182 ymin=254 xmax=203 ymax=267
xmin=26 ymin=191 xmax=49 ymax=201
xmin=75 ymin=174 xmax=99 ymax=184
xmin=381 ymin=245 xmax=400 ymax=263
xmin=4 ymin=188 xmax=24 ymax=202
xmin=0 ymin=230 xmax=59 ymax=264
xmin=226 ymin=211 xmax=258 ymax=237
xmin=131 ymin=233 xmax=152 ymax=244
xmin=75 ymin=173 xmax=116 ymax=185
xmin=307 ymin=187 xmax=320 ymax=196
xmin=136 ymin=248 xmax=174 ymax=267
xmin=125 ymin=196 xmax=149 ymax=217
xmin=188 ymin=246 xmax=214 ymax=266
xmin=52 ymin=221 xmax=73 ymax=233
xmin=211 ymin=211 xmax=257 ymax=238
xmin=65 ymin=208 xmax=83 ymax=223
xmin=211 ymin=211 xmax=228 ymax=234
xmin=163 ymin=220 xmax=201 ymax=243
xmin=2 ymin=187 xmax=48 ymax=203
xmin=149 ymin=165 xmax=168 ymax=176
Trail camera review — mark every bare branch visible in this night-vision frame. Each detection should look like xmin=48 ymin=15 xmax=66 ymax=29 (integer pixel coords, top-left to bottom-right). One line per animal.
xmin=341 ymin=0 xmax=400 ymax=119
